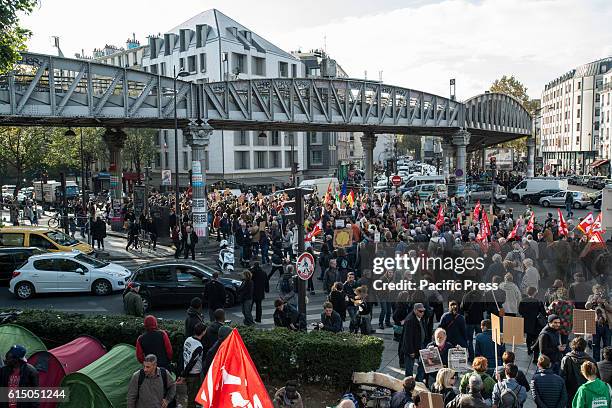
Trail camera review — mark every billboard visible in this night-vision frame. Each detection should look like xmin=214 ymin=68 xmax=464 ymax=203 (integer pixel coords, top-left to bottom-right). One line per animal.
xmin=485 ymin=148 xmax=514 ymax=170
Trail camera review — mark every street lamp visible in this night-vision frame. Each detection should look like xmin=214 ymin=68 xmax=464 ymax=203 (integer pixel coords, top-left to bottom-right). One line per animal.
xmin=65 ymin=128 xmax=88 ymax=238
xmin=173 ymin=66 xmax=190 ymax=218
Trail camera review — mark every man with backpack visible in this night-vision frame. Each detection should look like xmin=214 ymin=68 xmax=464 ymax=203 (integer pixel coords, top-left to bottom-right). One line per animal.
xmin=178 ymin=323 xmax=206 ymax=408
xmin=531 ymin=355 xmax=567 ymax=408
xmin=491 ymin=364 xmax=527 ymax=408
xmin=127 ymin=354 xmax=176 ymax=408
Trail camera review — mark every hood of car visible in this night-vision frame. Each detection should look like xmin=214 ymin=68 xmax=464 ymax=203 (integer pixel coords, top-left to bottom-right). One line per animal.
xmin=98 ymin=263 xmax=131 ymax=277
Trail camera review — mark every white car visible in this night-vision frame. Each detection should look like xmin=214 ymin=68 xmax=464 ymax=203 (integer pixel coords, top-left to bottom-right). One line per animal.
xmin=10 ymin=252 xmax=131 ymax=299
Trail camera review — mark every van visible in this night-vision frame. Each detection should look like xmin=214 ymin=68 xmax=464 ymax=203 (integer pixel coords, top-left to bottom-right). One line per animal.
xmin=509 ymin=178 xmax=568 ymax=201
xmin=0 ymin=227 xmax=94 ymax=255
xmin=405 ymin=175 xmax=446 ymax=188
xmin=299 ymin=177 xmax=339 ymax=199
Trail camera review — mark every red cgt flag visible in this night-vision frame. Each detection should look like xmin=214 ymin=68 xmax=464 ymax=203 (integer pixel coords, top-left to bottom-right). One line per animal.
xmin=525 ymin=213 xmax=535 ymax=233
xmin=435 ymin=204 xmax=445 ymax=229
xmin=557 ymin=208 xmax=569 ymax=236
xmin=196 ymin=329 xmax=273 ymax=408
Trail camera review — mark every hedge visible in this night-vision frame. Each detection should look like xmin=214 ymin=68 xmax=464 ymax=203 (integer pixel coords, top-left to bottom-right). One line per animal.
xmin=3 ymin=309 xmax=384 ymax=388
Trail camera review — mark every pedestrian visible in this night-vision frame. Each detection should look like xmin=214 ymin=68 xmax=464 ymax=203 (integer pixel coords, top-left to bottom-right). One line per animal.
xmin=598 ymin=347 xmax=612 ymax=386
xmin=461 ymin=288 xmax=487 ymax=361
xmin=135 ymin=315 xmax=173 ymax=371
xmin=495 ymin=351 xmax=530 ymax=391
xmin=402 ymin=302 xmax=428 ymax=381
xmin=182 ymin=225 xmax=198 ymax=260
xmin=390 ymin=376 xmax=416 ymax=408
xmin=317 ymin=301 xmax=342 ymax=333
xmin=447 ymin=375 xmax=489 ymax=408
xmin=560 ymin=337 xmax=596 ymax=403
xmin=538 ymin=314 xmax=566 ymax=374
xmin=572 ymin=361 xmax=611 ymax=408
xmin=124 ymin=282 xmax=145 ymax=317
xmin=126 ymin=219 xmax=140 ymax=251
xmin=273 ymin=380 xmax=304 ymax=408
xmin=474 ymin=319 xmax=505 ymax=371
xmin=68 ymin=217 xmax=77 ymax=238
xmin=431 ymin=368 xmax=457 ymax=406
xmin=499 ymin=273 xmax=522 ymax=316
xmin=273 ymin=299 xmax=306 ymax=332
xmin=328 ymin=282 xmax=347 ymax=322
xmin=202 ymin=309 xmax=227 ymax=355
xmin=565 ymin=191 xmax=574 ymax=218
xmin=178 ymin=323 xmax=206 ymax=408
xmin=439 ymin=300 xmax=468 ymax=348
xmin=126 ymin=354 xmax=176 ymax=408
xmin=250 ymin=261 xmax=269 ymax=323
xmin=148 ymin=215 xmax=158 ymax=250
xmin=425 ymin=328 xmax=455 ymax=385
xmin=323 ymin=258 xmax=338 ymax=294
xmin=184 ymin=297 xmax=204 ymax=338
xmin=459 ymin=357 xmax=496 ymax=401
xmin=491 ymin=363 xmax=527 ymax=408
xmin=238 ymin=270 xmax=254 ymax=326
xmin=203 ymin=272 xmax=226 ymax=321
xmin=268 ymin=245 xmax=284 ymax=280
xmin=92 ymin=216 xmax=106 ymax=250
xmin=0 ymin=345 xmax=39 ymax=407
xmin=518 ymin=286 xmax=547 ymax=364
xmin=585 ymin=284 xmax=612 ymax=362
xmin=530 ymin=355 xmax=567 ymax=408
xmin=202 ymin=325 xmax=233 ymax=375
xmin=171 ymin=225 xmax=181 ymax=259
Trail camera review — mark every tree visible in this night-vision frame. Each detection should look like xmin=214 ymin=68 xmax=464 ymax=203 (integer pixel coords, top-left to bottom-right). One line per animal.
xmin=489 ymin=75 xmax=541 ymax=154
xmin=123 ymin=128 xmax=157 ymax=183
xmin=396 ymin=134 xmax=422 ymax=158
xmin=0 ymin=0 xmax=38 ymax=74
xmin=0 ymin=126 xmax=46 ymax=194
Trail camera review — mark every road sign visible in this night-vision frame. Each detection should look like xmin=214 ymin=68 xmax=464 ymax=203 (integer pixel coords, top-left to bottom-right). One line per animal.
xmin=391 ymin=175 xmax=402 ymax=186
xmin=455 ymin=169 xmax=464 ymax=177
xmin=296 ymin=252 xmax=315 ymax=280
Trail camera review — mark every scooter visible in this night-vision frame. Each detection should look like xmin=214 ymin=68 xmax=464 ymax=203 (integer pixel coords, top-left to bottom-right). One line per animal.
xmin=217 ymin=240 xmax=235 ymax=274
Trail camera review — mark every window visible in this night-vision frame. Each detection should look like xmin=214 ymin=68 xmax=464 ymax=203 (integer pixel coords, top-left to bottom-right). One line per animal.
xmin=176 ymin=267 xmax=203 ymax=286
xmin=235 ymin=131 xmax=249 ymax=146
xmin=577 ymin=95 xmax=581 ymax=105
xmin=160 ymin=62 xmax=166 ymax=76
xmin=232 ymin=53 xmax=246 ymax=74
xmin=188 ymin=55 xmax=196 ymax=73
xmin=577 ymin=109 xmax=581 ymax=118
xmin=151 ymin=267 xmax=175 ymax=282
xmin=284 ymin=132 xmax=295 ymax=146
xmin=150 ymin=64 xmax=158 ymax=74
xmin=309 ymin=133 xmax=322 ymax=145
xmin=310 ymin=150 xmax=323 ymax=165
xmin=271 ymin=131 xmax=280 ymax=146
xmin=577 ymin=81 xmax=581 ymax=90
xmin=58 ymin=259 xmax=84 ymax=272
xmin=255 ymin=151 xmax=267 ymax=169
xmin=577 ymin=137 xmax=580 ymax=144
xmin=577 ymin=123 xmax=581 ymax=131
xmin=0 ymin=233 xmax=24 ymax=246
xmin=30 ymin=235 xmax=56 ymax=250
xmin=255 ymin=132 xmax=267 ymax=146
xmin=252 ymin=57 xmax=265 ymax=76
xmin=291 ymin=64 xmax=297 ymax=78
xmin=205 ymin=151 xmax=210 ymax=170
xmin=270 ymin=151 xmax=280 ymax=168
xmin=235 ymin=151 xmax=250 ymax=170
xmin=199 ymin=53 xmax=206 ymax=72
xmin=33 ymin=259 xmax=60 ymax=271
xmin=183 ymin=152 xmax=189 ymax=170
xmin=155 ymin=153 xmax=161 ymax=168
xmin=179 ymin=58 xmax=185 ymax=70
xmin=279 ymin=62 xmax=289 ymax=77
xmin=285 ymin=151 xmax=297 ymax=168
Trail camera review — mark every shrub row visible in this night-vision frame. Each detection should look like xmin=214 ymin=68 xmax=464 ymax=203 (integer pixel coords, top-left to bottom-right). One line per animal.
xmin=5 ymin=309 xmax=384 ymax=388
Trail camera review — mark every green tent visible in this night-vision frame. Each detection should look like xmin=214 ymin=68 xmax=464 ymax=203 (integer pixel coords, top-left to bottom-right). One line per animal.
xmin=0 ymin=324 xmax=47 ymax=358
xmin=59 ymin=344 xmax=141 ymax=408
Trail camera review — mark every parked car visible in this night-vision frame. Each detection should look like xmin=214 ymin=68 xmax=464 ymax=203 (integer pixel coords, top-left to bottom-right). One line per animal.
xmin=510 ymin=178 xmax=568 ymax=201
xmin=0 ymin=227 xmax=94 ymax=255
xmin=576 ymin=175 xmax=592 ymax=186
xmin=593 ymin=178 xmax=612 ymax=190
xmin=521 ymin=188 xmax=562 ymax=205
xmin=467 ymin=184 xmax=507 ymax=203
xmin=0 ymin=247 xmax=47 ymax=283
xmin=9 ymin=252 xmax=131 ymax=300
xmin=587 ymin=176 xmax=606 ymax=189
xmin=539 ymin=191 xmax=591 ymax=209
xmin=125 ymin=260 xmax=242 ymax=312
xmin=568 ymin=176 xmax=579 ymax=185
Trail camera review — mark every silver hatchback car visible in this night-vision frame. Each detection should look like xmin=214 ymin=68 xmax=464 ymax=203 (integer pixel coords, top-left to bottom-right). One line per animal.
xmin=539 ymin=191 xmax=590 ymax=209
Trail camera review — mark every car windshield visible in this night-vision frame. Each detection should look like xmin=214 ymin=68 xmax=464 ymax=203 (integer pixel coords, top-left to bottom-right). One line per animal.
xmin=45 ymin=231 xmax=79 ymax=246
xmin=75 ymin=253 xmax=109 ymax=268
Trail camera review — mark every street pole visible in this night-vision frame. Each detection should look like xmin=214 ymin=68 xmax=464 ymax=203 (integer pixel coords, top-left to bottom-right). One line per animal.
xmin=295 ymin=187 xmax=306 ymax=316
xmin=173 ymin=66 xmax=180 ymax=219
xmin=60 ymin=172 xmax=68 ymax=234
xmin=291 ymin=135 xmax=296 ymax=187
xmin=144 ymin=166 xmax=150 ymax=217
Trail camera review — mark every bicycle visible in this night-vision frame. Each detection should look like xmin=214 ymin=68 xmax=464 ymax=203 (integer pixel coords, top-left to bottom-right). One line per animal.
xmin=48 ymin=213 xmax=61 ymax=229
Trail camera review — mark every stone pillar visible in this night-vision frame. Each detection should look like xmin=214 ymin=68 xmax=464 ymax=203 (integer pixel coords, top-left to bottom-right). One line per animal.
xmin=441 ymin=141 xmax=453 ymax=181
xmin=452 ymin=129 xmax=471 ymax=197
xmin=526 ymin=137 xmax=535 ymax=177
xmin=102 ymin=128 xmax=127 ymax=231
xmin=362 ymin=132 xmax=377 ymax=192
xmin=184 ymin=121 xmax=212 ymax=248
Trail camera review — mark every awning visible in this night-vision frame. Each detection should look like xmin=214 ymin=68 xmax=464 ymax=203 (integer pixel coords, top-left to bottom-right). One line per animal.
xmin=590 ymin=159 xmax=610 ymax=167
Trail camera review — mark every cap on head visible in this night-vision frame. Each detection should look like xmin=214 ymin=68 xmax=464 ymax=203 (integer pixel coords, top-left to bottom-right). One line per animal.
xmin=548 ymin=314 xmax=559 ymax=323
xmin=7 ymin=345 xmax=26 ymax=361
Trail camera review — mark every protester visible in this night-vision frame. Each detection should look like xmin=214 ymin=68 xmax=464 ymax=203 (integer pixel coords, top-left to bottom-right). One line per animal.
xmin=124 ymin=282 xmax=144 ymax=317
xmin=238 ymin=269 xmax=255 ymax=326
xmin=390 ymin=376 xmax=416 ymax=408
xmin=459 ymin=357 xmax=496 ymax=400
xmin=318 ymin=301 xmax=343 ymax=333
xmin=182 ymin=225 xmax=198 ymax=260
xmin=560 ymin=337 xmax=597 ymax=403
xmin=203 ymin=272 xmax=226 ymax=322
xmin=585 ymin=284 xmax=612 ymax=362
xmin=448 ymin=375 xmax=489 ymax=408
xmin=184 ymin=297 xmax=204 ymax=338
xmin=474 ymin=319 xmax=505 ymax=371
xmin=273 ymin=380 xmax=304 ymax=408
xmin=495 ymin=351 xmax=530 ymax=391
xmin=402 ymin=302 xmax=428 ymax=381
xmin=430 ymin=368 xmax=457 ymax=406
xmin=538 ymin=315 xmax=566 ymax=374
xmin=572 ymin=361 xmax=611 ymax=408
xmin=598 ymin=347 xmax=612 ymax=386
xmin=126 ymin=354 xmax=176 ymax=408
xmin=136 ymin=315 xmax=173 ymax=371
xmin=179 ymin=323 xmax=206 ymax=408
xmin=439 ymin=300 xmax=468 ymax=348
xmin=518 ymin=286 xmax=546 ymax=363
xmin=531 ymin=355 xmax=568 ymax=408
xmin=202 ymin=308 xmax=226 ymax=354
xmin=0 ymin=345 xmax=39 ymax=407
xmin=273 ymin=299 xmax=306 ymax=331
xmin=250 ymin=261 xmax=269 ymax=323
xmin=492 ymin=363 xmax=527 ymax=408
xmin=201 ymin=326 xmax=233 ymax=376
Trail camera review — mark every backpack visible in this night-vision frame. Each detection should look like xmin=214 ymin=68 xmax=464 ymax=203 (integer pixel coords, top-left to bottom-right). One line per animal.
xmin=136 ymin=367 xmax=176 ymax=408
xmin=499 ymin=382 xmax=520 ymax=408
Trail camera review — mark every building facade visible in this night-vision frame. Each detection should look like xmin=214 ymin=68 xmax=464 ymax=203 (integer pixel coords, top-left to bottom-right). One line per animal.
xmin=540 ymin=57 xmax=612 ymax=175
xmin=600 ymin=70 xmax=612 ymax=167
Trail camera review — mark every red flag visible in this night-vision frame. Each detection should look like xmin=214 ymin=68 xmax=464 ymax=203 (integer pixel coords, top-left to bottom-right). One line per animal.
xmin=557 ymin=209 xmax=569 ymax=236
xmin=456 ymin=215 xmax=461 ymax=232
xmin=577 ymin=212 xmax=594 ymax=234
xmin=196 ymin=329 xmax=273 ymax=408
xmin=507 ymin=223 xmax=519 ymax=240
xmin=591 ymin=213 xmax=605 ymax=234
xmin=306 ymin=221 xmax=322 ymax=241
xmin=435 ymin=204 xmax=445 ymax=229
xmin=525 ymin=213 xmax=535 ymax=233
xmin=473 ymin=200 xmax=481 ymax=222
xmin=481 ymin=212 xmax=492 ymax=237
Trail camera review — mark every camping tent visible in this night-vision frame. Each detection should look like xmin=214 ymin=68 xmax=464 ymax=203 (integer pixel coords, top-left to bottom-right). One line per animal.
xmin=29 ymin=336 xmax=106 ymax=408
xmin=0 ymin=324 xmax=46 ymax=358
xmin=59 ymin=344 xmax=141 ymax=408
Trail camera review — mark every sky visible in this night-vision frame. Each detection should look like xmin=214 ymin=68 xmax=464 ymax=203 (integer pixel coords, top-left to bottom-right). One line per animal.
xmin=19 ymin=0 xmax=612 ymax=100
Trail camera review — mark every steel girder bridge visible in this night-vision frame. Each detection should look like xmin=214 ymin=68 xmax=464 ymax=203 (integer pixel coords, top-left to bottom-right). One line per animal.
xmin=0 ymin=53 xmax=532 ymax=150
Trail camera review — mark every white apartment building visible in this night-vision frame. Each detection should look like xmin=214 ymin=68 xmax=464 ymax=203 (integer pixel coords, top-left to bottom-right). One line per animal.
xmin=540 ymin=57 xmax=612 ymax=175
xmin=600 ymin=70 xmax=612 ymax=167
xmin=92 ymin=9 xmax=306 ymax=189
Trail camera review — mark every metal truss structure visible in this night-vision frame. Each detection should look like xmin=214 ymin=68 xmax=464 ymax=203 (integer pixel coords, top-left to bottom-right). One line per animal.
xmin=0 ymin=52 xmax=531 ymax=143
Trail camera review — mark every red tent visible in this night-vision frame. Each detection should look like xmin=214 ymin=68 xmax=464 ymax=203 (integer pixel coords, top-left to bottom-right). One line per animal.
xmin=29 ymin=336 xmax=106 ymax=408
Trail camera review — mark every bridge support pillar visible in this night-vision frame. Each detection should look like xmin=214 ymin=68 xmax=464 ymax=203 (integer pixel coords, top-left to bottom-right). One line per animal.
xmin=441 ymin=141 xmax=453 ymax=181
xmin=102 ymin=128 xmax=127 ymax=232
xmin=362 ymin=132 xmax=377 ymax=192
xmin=184 ymin=121 xmax=213 ymax=249
xmin=526 ymin=137 xmax=535 ymax=177
xmin=452 ymin=129 xmax=471 ymax=198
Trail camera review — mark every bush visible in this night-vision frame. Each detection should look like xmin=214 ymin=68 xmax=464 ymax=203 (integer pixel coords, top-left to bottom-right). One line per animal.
xmin=4 ymin=309 xmax=384 ymax=388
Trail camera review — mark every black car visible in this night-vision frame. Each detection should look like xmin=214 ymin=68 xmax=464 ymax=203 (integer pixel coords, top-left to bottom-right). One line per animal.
xmin=0 ymin=247 xmax=47 ymax=282
xmin=126 ymin=260 xmax=242 ymax=312
xmin=521 ymin=188 xmax=561 ymax=205
xmin=568 ymin=176 xmax=579 ymax=185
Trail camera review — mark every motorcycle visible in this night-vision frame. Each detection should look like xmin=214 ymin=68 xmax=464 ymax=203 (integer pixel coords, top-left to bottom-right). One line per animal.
xmin=217 ymin=240 xmax=235 ymax=274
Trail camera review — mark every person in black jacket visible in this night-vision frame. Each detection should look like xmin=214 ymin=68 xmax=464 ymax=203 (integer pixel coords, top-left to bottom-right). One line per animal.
xmin=202 ymin=309 xmax=226 ymax=355
xmin=530 ymin=355 xmax=567 ymax=408
xmin=597 ymin=347 xmax=612 ymax=386
xmin=182 ymin=225 xmax=198 ymax=260
xmin=273 ymin=299 xmax=306 ymax=331
xmin=461 ymin=289 xmax=487 ymax=361
xmin=519 ymin=286 xmax=547 ymax=363
xmin=317 ymin=301 xmax=343 ymax=333
xmin=202 ymin=325 xmax=233 ymax=375
xmin=402 ymin=303 xmax=427 ymax=381
xmin=250 ymin=262 xmax=269 ymax=323
xmin=0 ymin=345 xmax=39 ymax=408
xmin=538 ymin=314 xmax=566 ymax=374
xmin=203 ymin=272 xmax=226 ymax=321
xmin=328 ymin=282 xmax=347 ymax=321
xmin=184 ymin=297 xmax=205 ymax=338
xmin=560 ymin=336 xmax=596 ymax=403
xmin=238 ymin=270 xmax=254 ymax=326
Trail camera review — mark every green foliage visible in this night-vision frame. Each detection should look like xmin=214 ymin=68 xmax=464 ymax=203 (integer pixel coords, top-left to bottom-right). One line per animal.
xmin=0 ymin=126 xmax=47 ymax=190
xmin=44 ymin=127 xmax=106 ymax=172
xmin=123 ymin=128 xmax=157 ymax=173
xmin=397 ymin=135 xmax=421 ymax=157
xmin=6 ymin=309 xmax=383 ymax=388
xmin=0 ymin=0 xmax=38 ymax=74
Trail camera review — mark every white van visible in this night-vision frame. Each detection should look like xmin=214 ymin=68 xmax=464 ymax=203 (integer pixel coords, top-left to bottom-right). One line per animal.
xmin=300 ymin=177 xmax=339 ymax=199
xmin=510 ymin=178 xmax=569 ymax=201
xmin=405 ymin=175 xmax=445 ymax=188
